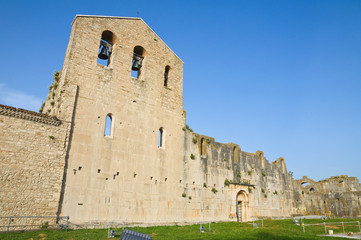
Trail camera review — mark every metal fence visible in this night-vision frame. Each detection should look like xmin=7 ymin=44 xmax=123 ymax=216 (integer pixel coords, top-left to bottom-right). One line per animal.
xmin=303 ymin=221 xmax=361 ymax=234
xmin=0 ymin=216 xmax=69 ymax=233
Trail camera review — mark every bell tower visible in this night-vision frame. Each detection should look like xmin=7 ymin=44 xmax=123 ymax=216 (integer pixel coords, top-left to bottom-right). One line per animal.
xmin=51 ymin=15 xmax=185 ymax=224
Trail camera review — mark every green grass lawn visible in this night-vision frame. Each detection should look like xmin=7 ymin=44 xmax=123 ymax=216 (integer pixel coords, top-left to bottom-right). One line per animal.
xmin=0 ymin=218 xmax=360 ymax=240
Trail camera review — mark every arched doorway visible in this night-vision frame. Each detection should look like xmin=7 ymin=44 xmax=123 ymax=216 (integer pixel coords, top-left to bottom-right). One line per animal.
xmin=236 ymin=190 xmax=249 ymax=222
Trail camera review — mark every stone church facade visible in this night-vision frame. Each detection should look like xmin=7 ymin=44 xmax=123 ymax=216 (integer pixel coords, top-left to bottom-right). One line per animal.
xmin=0 ymin=15 xmax=360 ymax=227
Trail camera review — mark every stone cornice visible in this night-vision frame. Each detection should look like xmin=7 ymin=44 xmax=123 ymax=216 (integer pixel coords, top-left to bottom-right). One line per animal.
xmin=0 ymin=104 xmax=61 ymax=126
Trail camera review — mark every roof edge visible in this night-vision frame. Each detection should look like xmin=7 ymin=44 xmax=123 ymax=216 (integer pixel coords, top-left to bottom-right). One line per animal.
xmin=72 ymin=15 xmax=183 ymax=63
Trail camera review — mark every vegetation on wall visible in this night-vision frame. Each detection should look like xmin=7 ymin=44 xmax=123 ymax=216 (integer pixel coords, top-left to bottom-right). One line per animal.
xmin=41 ymin=70 xmax=61 ymax=114
xmin=182 ymin=124 xmax=193 ymax=132
xmin=224 ymin=178 xmax=231 ymax=186
xmin=38 ymin=102 xmax=45 ymax=113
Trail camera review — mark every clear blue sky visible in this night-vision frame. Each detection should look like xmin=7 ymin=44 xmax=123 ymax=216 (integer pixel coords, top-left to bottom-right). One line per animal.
xmin=1 ymin=0 xmax=360 ymax=181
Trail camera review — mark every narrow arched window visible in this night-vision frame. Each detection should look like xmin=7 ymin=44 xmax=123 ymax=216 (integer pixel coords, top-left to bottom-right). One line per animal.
xmin=158 ymin=127 xmax=163 ymax=147
xmin=164 ymin=65 xmax=170 ymax=87
xmin=97 ymin=31 xmax=114 ymax=66
xmin=131 ymin=46 xmax=145 ymax=78
xmin=104 ymin=114 xmax=112 ymax=136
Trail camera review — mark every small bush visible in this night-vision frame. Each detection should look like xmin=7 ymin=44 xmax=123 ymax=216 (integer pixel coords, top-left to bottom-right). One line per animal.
xmin=53 ymin=83 xmax=58 ymax=90
xmin=203 ymin=183 xmax=207 ymax=188
xmin=248 ymin=187 xmax=253 ymax=193
xmin=40 ymin=221 xmax=49 ymax=229
xmin=50 ymin=101 xmax=55 ymax=106
xmin=182 ymin=193 xmax=186 ymax=198
xmin=247 ymin=170 xmax=252 ymax=176
xmin=192 ymin=137 xmax=197 ymax=144
xmin=227 ymin=166 xmax=231 ymax=170
xmin=190 ymin=154 xmax=195 ymax=160
xmin=185 ymin=124 xmax=193 ymax=132
xmin=262 ymin=171 xmax=266 ymax=177
xmin=237 ymin=172 xmax=241 ymax=178
xmin=206 ymin=139 xmax=210 ymax=144
xmin=38 ymin=102 xmax=45 ymax=113
xmin=224 ymin=178 xmax=231 ymax=186
xmin=211 ymin=188 xmax=218 ymax=194
xmin=188 ymin=196 xmax=192 ymax=200
xmin=273 ymin=190 xmax=278 ymax=195
xmin=49 ymin=136 xmax=55 ymax=140
xmin=53 ymin=71 xmax=60 ymax=81
xmin=339 ymin=180 xmax=344 ymax=183
xmin=264 ymin=194 xmax=267 ymax=198
xmin=261 ymin=188 xmax=265 ymax=193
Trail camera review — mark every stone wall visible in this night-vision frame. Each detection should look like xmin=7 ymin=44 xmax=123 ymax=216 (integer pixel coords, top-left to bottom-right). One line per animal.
xmin=54 ymin=16 xmax=186 ymax=225
xmin=0 ymin=105 xmax=69 ymax=220
xmin=293 ymin=176 xmax=361 ymax=217
xmin=182 ymin=130 xmax=295 ymax=222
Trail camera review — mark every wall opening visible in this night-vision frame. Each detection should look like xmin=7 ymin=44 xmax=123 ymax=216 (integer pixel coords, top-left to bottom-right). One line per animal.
xmin=104 ymin=114 xmax=112 ymax=136
xmin=164 ymin=65 xmax=170 ymax=87
xmin=158 ymin=127 xmax=163 ymax=147
xmin=200 ymin=138 xmax=204 ymax=155
xmin=236 ymin=190 xmax=249 ymax=222
xmin=233 ymin=146 xmax=238 ymax=162
xmin=97 ymin=30 xmax=113 ymax=66
xmin=131 ymin=46 xmax=145 ymax=78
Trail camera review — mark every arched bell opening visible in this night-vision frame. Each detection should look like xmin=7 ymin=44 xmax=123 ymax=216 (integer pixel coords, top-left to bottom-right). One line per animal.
xmin=236 ymin=190 xmax=249 ymax=222
xmin=131 ymin=46 xmax=145 ymax=78
xmin=98 ymin=30 xmax=114 ymax=66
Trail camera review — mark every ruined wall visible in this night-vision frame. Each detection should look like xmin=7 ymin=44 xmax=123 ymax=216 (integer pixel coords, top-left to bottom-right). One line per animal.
xmin=181 ymin=130 xmax=295 ymax=222
xmin=182 ymin=130 xmax=361 ymax=221
xmin=293 ymin=176 xmax=361 ymax=217
xmin=0 ymin=105 xmax=69 ymax=219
